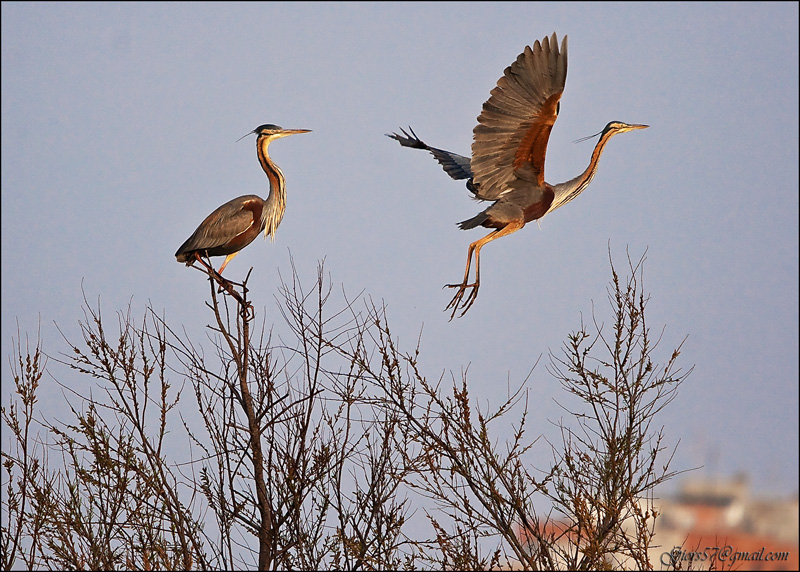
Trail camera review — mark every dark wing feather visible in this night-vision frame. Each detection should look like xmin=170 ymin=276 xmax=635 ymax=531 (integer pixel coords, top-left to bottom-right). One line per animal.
xmin=387 ymin=127 xmax=473 ymax=180
xmin=175 ymin=195 xmax=262 ymax=260
xmin=470 ymin=33 xmax=568 ymax=200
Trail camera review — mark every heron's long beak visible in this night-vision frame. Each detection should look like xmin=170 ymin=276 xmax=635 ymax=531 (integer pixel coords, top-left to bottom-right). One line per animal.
xmin=271 ymin=128 xmax=312 ymax=141
xmin=574 ymin=122 xmax=649 ymax=143
xmin=272 ymin=129 xmax=311 ymax=139
xmin=236 ymin=128 xmax=312 ymax=142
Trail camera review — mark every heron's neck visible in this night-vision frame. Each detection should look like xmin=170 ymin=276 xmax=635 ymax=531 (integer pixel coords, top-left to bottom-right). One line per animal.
xmin=257 ymin=137 xmax=287 ymax=241
xmin=550 ymin=129 xmax=616 ymax=214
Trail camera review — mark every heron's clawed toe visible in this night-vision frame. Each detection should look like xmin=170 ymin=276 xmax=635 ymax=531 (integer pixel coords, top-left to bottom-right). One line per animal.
xmin=444 ymin=281 xmax=480 ymax=319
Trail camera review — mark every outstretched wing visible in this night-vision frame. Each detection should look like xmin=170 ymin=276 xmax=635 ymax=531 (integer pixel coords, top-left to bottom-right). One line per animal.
xmin=387 ymin=127 xmax=473 ymax=181
xmin=470 ymin=33 xmax=568 ymax=200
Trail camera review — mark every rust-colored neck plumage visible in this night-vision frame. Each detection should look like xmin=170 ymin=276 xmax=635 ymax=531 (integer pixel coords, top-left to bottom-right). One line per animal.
xmin=256 ymin=135 xmax=287 ymax=241
xmin=549 ymin=128 xmax=620 ymax=214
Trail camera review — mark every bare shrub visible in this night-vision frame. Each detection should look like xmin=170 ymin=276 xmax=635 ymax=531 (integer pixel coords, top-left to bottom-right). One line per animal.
xmin=2 ymin=250 xmax=689 ymax=570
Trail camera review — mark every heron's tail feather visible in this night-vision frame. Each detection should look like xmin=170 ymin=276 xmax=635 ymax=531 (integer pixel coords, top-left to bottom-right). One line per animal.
xmin=458 ymin=212 xmax=488 ymax=230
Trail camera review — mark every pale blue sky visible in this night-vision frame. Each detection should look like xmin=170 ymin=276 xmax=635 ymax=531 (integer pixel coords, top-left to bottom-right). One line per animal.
xmin=2 ymin=2 xmax=798 ymax=498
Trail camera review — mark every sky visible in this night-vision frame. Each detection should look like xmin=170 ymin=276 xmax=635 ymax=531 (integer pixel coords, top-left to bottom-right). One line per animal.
xmin=2 ymin=0 xmax=798 ymax=504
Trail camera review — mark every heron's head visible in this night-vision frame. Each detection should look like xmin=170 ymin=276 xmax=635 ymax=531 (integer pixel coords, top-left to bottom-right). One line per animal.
xmin=603 ymin=121 xmax=649 ymax=136
xmin=237 ymin=124 xmax=312 ymax=142
xmin=573 ymin=121 xmax=648 ymax=144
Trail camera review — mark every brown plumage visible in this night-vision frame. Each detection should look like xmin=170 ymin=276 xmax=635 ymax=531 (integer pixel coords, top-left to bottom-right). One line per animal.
xmin=388 ymin=33 xmax=647 ymax=318
xmin=176 ymin=124 xmax=310 ymax=276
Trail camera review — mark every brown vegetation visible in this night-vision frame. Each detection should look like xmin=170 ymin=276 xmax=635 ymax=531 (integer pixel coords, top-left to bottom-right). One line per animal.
xmin=2 ymin=251 xmax=690 ymax=570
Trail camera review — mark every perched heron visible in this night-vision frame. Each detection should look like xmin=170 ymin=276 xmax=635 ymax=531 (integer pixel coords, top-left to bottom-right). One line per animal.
xmin=175 ymin=124 xmax=310 ymax=276
xmin=388 ymin=33 xmax=648 ymax=319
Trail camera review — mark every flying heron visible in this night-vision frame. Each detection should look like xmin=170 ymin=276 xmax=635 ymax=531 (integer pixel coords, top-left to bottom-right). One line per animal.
xmin=175 ymin=124 xmax=310 ymax=276
xmin=387 ymin=33 xmax=648 ymax=319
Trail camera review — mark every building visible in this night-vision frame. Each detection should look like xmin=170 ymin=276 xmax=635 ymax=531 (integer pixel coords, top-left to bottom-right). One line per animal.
xmin=651 ymin=475 xmax=798 ymax=570
xmin=513 ymin=475 xmax=798 ymax=570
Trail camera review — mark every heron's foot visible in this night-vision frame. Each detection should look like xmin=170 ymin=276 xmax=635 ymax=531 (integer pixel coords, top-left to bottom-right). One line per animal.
xmin=216 ymin=279 xmax=253 ymax=319
xmin=444 ymin=281 xmax=480 ymax=320
xmin=240 ymin=301 xmax=255 ymax=321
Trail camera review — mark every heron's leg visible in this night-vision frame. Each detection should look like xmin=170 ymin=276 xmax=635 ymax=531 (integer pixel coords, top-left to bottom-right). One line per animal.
xmin=457 ymin=241 xmax=477 ymax=288
xmin=193 ymin=251 xmax=218 ymax=275
xmin=192 ymin=251 xmax=233 ymax=294
xmin=444 ymin=242 xmax=478 ymax=318
xmin=445 ymin=232 xmax=496 ymax=318
xmin=217 ymin=252 xmax=239 ymax=275
xmin=445 ymin=221 xmax=524 ymax=319
xmin=446 ymin=236 xmax=485 ymax=292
